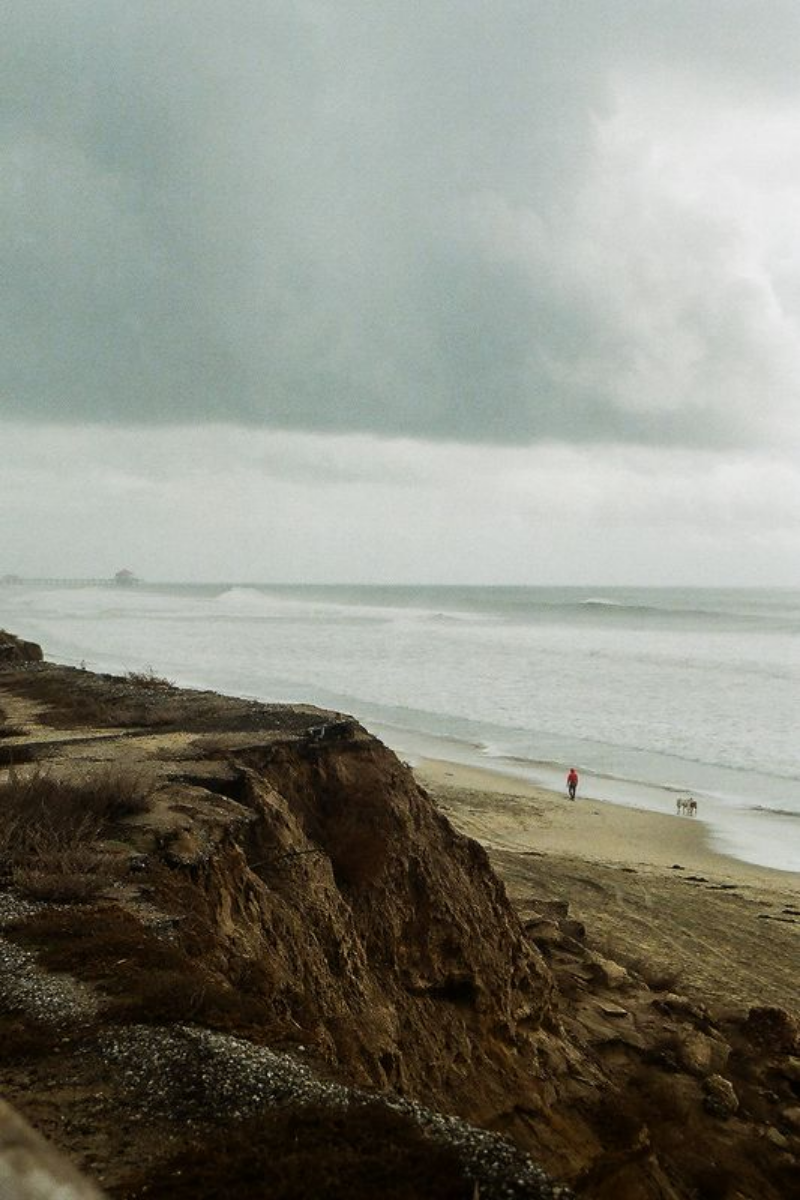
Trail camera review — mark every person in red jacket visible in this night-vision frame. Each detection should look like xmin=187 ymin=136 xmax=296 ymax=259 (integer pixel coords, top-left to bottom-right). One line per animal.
xmin=567 ymin=767 xmax=579 ymax=800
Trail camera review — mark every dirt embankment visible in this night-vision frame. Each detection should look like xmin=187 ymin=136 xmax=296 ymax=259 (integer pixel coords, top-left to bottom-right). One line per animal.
xmin=0 ymin=644 xmax=798 ymax=1199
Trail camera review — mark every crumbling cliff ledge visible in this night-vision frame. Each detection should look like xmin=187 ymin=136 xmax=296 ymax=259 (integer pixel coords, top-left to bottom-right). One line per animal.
xmin=0 ymin=636 xmax=798 ymax=1199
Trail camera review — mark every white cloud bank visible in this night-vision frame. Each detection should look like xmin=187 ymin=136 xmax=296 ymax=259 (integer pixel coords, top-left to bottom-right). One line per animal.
xmin=2 ymin=426 xmax=799 ymax=585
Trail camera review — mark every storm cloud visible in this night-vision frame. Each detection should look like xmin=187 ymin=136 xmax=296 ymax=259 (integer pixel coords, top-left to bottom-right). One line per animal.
xmin=4 ymin=1 xmax=800 ymax=448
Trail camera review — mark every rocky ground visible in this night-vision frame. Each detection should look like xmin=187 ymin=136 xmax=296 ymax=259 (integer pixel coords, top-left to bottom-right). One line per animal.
xmin=0 ymin=629 xmax=798 ymax=1199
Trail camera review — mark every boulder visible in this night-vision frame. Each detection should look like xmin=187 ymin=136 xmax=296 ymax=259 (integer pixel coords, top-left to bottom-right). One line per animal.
xmin=778 ymin=1056 xmax=800 ymax=1084
xmin=523 ymin=918 xmax=563 ymax=949
xmin=676 ymin=1030 xmax=730 ymax=1077
xmin=597 ymin=1001 xmax=630 ymax=1019
xmin=742 ymin=1007 xmax=799 ymax=1056
xmin=782 ymin=1106 xmax=800 ymax=1134
xmin=703 ymin=1074 xmax=739 ymax=1117
xmin=586 ymin=953 xmax=630 ymax=990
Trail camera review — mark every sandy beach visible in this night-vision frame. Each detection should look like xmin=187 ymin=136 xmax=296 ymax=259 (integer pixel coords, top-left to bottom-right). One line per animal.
xmin=414 ymin=757 xmax=800 ymax=1014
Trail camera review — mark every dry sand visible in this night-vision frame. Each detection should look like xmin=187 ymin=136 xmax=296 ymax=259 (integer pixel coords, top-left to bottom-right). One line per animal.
xmin=415 ymin=758 xmax=800 ymax=1015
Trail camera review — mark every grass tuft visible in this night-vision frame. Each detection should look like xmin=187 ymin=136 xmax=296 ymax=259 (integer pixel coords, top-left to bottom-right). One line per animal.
xmin=125 ymin=667 xmax=176 ymax=690
xmin=0 ymin=767 xmax=157 ymax=900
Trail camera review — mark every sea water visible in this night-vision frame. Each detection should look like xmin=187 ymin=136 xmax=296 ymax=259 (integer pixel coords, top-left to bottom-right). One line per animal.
xmin=1 ymin=583 xmax=799 ymax=873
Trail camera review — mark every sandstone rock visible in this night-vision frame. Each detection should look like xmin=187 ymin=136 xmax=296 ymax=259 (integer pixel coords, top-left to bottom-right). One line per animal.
xmin=586 ymin=954 xmax=629 ymax=990
xmin=559 ymin=917 xmax=586 ymax=941
xmin=661 ymin=992 xmax=693 ymax=1009
xmin=676 ymin=1030 xmax=730 ymax=1077
xmin=597 ymin=1002 xmax=629 ymax=1019
xmin=703 ymin=1074 xmax=738 ymax=1117
xmin=523 ymin=917 xmax=562 ymax=947
xmin=233 ymin=741 xmax=557 ymax=1105
xmin=782 ymin=1106 xmax=800 ymax=1133
xmin=742 ymin=1006 xmax=799 ymax=1055
xmin=765 ymin=1126 xmax=790 ymax=1149
xmin=651 ymin=993 xmax=710 ymax=1023
xmin=778 ymin=1056 xmax=800 ymax=1083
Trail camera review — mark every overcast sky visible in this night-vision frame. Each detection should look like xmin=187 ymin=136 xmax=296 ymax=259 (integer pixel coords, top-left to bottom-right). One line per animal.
xmin=2 ymin=1 xmax=800 ymax=583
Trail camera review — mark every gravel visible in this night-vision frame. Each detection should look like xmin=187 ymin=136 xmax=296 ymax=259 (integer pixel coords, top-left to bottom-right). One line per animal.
xmin=99 ymin=1024 xmax=573 ymax=1199
xmin=0 ymin=892 xmax=98 ymax=1023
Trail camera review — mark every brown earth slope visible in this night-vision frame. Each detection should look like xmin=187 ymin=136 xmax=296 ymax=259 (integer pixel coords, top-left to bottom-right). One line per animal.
xmin=0 ymin=639 xmax=798 ymax=1198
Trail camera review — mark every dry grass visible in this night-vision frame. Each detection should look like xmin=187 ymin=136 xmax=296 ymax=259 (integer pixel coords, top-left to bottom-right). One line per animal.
xmin=0 ymin=667 xmax=183 ymax=729
xmin=6 ymin=903 xmax=276 ymax=1031
xmin=11 ymin=857 xmax=111 ymax=903
xmin=125 ymin=667 xmax=176 ymax=689
xmin=0 ymin=767 xmax=156 ymax=900
xmin=0 ymin=767 xmax=155 ymax=850
xmin=0 ymin=703 xmax=27 ymax=739
xmin=0 ymin=743 xmax=37 ymax=768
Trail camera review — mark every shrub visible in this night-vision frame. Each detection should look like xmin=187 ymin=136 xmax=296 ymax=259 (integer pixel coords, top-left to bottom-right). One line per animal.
xmin=125 ymin=667 xmax=175 ymax=689
xmin=0 ymin=667 xmax=181 ymax=728
xmin=0 ymin=767 xmax=156 ymax=898
xmin=0 ymin=766 xmax=155 ymax=846
xmin=75 ymin=765 xmax=158 ymax=820
xmin=12 ymin=858 xmax=110 ymax=904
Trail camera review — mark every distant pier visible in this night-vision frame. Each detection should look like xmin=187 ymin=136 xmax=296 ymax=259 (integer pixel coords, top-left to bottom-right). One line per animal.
xmin=0 ymin=577 xmax=139 ymax=587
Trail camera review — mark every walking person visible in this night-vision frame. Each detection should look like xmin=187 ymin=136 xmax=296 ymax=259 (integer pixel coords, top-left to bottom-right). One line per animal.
xmin=567 ymin=767 xmax=579 ymax=800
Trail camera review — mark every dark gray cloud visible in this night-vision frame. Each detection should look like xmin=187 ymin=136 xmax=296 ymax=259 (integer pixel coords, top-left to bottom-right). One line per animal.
xmin=2 ymin=1 xmax=800 ymax=445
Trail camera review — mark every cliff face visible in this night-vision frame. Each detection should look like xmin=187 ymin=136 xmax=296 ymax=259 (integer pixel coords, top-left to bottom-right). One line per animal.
xmin=177 ymin=738 xmax=554 ymax=1115
xmin=0 ymin=656 xmax=566 ymax=1197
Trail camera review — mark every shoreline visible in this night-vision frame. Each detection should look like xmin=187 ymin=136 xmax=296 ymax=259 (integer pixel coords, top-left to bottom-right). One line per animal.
xmin=412 ymin=755 xmax=800 ymax=889
xmin=414 ymin=755 xmax=800 ymax=1016
xmin=2 ymin=608 xmax=798 ymax=873
xmin=370 ymin=721 xmax=800 ymax=875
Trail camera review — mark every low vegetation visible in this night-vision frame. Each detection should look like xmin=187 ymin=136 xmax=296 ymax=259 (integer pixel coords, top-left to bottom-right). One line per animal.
xmin=0 ymin=666 xmax=184 ymax=729
xmin=0 ymin=767 xmax=156 ymax=902
xmin=6 ymin=901 xmax=277 ymax=1033
xmin=111 ymin=1102 xmax=472 ymax=1200
xmin=0 ymin=701 xmax=26 ymax=739
xmin=125 ymin=667 xmax=176 ymax=690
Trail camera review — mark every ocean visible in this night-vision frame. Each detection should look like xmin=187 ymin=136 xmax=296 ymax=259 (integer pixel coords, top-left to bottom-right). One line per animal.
xmin=1 ymin=582 xmax=799 ymax=873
